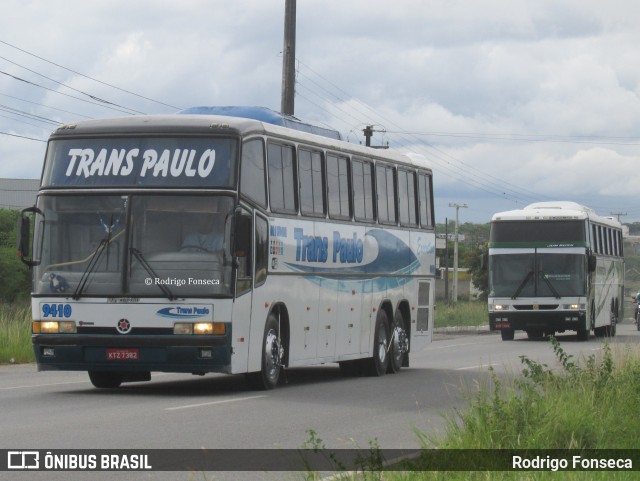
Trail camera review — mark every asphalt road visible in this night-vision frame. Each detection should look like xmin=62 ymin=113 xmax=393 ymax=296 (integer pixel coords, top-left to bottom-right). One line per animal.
xmin=2 ymin=321 xmax=638 ymax=481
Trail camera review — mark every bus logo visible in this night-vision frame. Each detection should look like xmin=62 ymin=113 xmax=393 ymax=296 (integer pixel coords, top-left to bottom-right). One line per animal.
xmin=156 ymin=306 xmax=211 ymax=319
xmin=116 ymin=319 xmax=132 ymax=334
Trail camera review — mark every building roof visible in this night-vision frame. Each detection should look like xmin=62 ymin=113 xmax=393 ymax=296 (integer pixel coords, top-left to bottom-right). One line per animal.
xmin=0 ymin=178 xmax=39 ymax=210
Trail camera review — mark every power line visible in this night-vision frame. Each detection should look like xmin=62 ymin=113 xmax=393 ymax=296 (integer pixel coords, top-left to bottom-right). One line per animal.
xmin=0 ymin=54 xmax=144 ymax=114
xmin=0 ymin=131 xmax=46 ymax=142
xmin=0 ymin=39 xmax=181 ymax=111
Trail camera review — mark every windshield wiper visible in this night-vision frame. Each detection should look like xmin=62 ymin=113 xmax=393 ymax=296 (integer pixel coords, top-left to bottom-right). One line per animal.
xmin=130 ymin=248 xmax=176 ymax=301
xmin=511 ymin=270 xmax=534 ymax=300
xmin=73 ymin=233 xmax=112 ymax=300
xmin=539 ymin=270 xmax=561 ymax=299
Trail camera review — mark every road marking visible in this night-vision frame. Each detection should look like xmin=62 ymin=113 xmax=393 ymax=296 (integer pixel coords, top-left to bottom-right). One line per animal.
xmin=165 ymin=395 xmax=267 ymax=411
xmin=455 ymin=362 xmax=501 ymax=371
xmin=0 ymin=380 xmax=88 ymax=390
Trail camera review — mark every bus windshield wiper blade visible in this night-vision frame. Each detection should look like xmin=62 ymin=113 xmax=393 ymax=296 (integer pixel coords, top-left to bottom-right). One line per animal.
xmin=511 ymin=270 xmax=534 ymax=300
xmin=130 ymin=248 xmax=176 ymax=301
xmin=539 ymin=270 xmax=561 ymax=299
xmin=72 ymin=238 xmax=109 ymax=300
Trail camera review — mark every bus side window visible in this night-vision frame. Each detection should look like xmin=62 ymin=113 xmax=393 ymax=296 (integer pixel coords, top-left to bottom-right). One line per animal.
xmin=235 ymin=209 xmax=252 ymax=295
xmin=418 ymin=172 xmax=433 ymax=228
xmin=255 ymin=215 xmax=268 ymax=287
xmin=267 ymin=142 xmax=297 ymax=214
xmin=376 ymin=164 xmax=397 ymax=225
xmin=240 ymin=139 xmax=267 ymax=208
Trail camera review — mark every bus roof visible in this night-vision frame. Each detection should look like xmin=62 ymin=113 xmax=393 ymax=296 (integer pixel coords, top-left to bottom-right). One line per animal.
xmin=491 ymin=201 xmax=621 ymax=228
xmin=51 ymin=111 xmax=432 ymax=173
xmin=178 ymin=106 xmax=342 ymax=140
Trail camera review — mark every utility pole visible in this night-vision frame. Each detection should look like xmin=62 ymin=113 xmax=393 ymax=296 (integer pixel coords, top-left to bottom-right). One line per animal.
xmin=281 ymin=0 xmax=296 ymax=115
xmin=362 ymin=125 xmax=389 ymax=149
xmin=444 ymin=217 xmax=449 ymax=304
xmin=610 ymin=212 xmax=627 ymax=222
xmin=449 ymin=203 xmax=467 ymax=303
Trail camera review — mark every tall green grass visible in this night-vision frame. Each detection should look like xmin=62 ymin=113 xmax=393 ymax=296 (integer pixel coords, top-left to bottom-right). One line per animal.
xmin=389 ymin=338 xmax=640 ymax=480
xmin=300 ymin=338 xmax=640 ymax=480
xmin=0 ymin=302 xmax=33 ymax=364
xmin=435 ymin=301 xmax=487 ymax=328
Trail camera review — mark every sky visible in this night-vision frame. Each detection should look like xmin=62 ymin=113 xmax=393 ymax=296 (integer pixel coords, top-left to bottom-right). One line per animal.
xmin=1 ymin=0 xmax=640 ymax=224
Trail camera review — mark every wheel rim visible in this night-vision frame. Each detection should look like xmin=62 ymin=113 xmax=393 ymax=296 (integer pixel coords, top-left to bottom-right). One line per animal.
xmin=264 ymin=329 xmax=280 ymax=382
xmin=377 ymin=328 xmax=388 ymax=364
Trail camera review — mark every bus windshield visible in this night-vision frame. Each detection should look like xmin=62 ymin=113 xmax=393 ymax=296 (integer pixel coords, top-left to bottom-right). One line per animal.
xmin=33 ymin=194 xmax=234 ymax=298
xmin=490 ymin=252 xmax=585 ymax=298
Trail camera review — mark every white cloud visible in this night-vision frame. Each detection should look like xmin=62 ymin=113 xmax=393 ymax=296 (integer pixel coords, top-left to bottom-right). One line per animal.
xmin=2 ymin=0 xmax=640 ymax=221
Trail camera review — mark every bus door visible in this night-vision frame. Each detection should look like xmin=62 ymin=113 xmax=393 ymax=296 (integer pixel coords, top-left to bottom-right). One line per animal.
xmin=412 ymin=279 xmax=433 ymax=351
xmin=230 ymin=208 xmax=269 ymax=373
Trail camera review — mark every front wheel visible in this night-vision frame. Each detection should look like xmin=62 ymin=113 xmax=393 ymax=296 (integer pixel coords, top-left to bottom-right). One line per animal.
xmin=88 ymin=371 xmax=123 ymax=389
xmin=500 ymin=329 xmax=515 ymax=341
xmin=246 ymin=314 xmax=284 ymax=390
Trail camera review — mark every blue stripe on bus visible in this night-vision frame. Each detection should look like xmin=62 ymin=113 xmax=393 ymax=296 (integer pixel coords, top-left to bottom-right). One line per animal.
xmin=284 ymin=229 xmax=420 ymax=293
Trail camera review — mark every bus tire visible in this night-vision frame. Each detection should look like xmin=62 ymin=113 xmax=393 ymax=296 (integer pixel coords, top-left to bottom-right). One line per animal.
xmin=388 ymin=310 xmax=407 ymax=373
xmin=366 ymin=310 xmax=390 ymax=376
xmin=500 ymin=329 xmax=515 ymax=341
xmin=339 ymin=360 xmax=362 ymax=377
xmin=246 ymin=313 xmax=283 ymax=390
xmin=88 ymin=371 xmax=123 ymax=389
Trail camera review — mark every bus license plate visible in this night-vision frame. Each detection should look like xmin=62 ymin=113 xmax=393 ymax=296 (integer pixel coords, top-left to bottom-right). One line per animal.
xmin=106 ymin=348 xmax=139 ymax=361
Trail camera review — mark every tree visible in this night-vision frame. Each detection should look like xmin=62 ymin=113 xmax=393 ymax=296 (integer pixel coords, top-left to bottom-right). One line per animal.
xmin=0 ymin=209 xmax=31 ymax=303
xmin=465 ymin=242 xmax=488 ymax=300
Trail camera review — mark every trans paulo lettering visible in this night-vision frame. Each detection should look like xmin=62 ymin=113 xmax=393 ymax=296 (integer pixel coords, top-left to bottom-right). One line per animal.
xmin=294 ymin=228 xmax=364 ymax=264
xmin=65 ymin=148 xmax=216 ymax=179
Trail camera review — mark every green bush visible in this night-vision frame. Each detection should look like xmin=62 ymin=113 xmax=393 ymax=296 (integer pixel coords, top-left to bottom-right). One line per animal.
xmin=0 ymin=209 xmax=32 ymax=302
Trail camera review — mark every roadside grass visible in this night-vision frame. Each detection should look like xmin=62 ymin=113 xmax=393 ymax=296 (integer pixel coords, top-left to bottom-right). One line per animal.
xmin=0 ymin=302 xmax=33 ymax=364
xmin=435 ymin=300 xmax=487 ymax=328
xmin=303 ymin=338 xmax=640 ymax=481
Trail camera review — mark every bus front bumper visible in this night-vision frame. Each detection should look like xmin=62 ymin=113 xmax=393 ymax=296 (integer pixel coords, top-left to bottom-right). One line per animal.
xmin=32 ymin=334 xmax=232 ymax=374
xmin=489 ymin=310 xmax=586 ymax=333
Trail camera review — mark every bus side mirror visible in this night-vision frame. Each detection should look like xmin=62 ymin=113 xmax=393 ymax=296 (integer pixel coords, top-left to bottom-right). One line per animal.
xmin=17 ymin=206 xmax=43 ymax=267
xmin=588 ymin=252 xmax=597 ymax=273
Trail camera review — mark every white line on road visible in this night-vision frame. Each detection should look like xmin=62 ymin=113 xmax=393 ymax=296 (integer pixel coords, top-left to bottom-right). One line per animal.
xmin=455 ymin=363 xmax=502 ymax=371
xmin=0 ymin=380 xmax=89 ymax=390
xmin=165 ymin=395 xmax=267 ymax=411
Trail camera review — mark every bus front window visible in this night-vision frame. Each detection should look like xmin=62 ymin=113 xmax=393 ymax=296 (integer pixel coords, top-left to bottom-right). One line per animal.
xmin=537 ymin=253 xmax=585 ymax=297
xmin=34 ymin=194 xmax=234 ymax=298
xmin=34 ymin=195 xmax=127 ymax=296
xmin=128 ymin=195 xmax=234 ymax=297
xmin=489 ymin=253 xmax=535 ymax=298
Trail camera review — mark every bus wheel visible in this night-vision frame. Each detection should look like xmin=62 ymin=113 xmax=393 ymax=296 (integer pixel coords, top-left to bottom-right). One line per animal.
xmin=247 ymin=314 xmax=284 ymax=390
xmin=526 ymin=329 xmax=544 ymax=340
xmin=366 ymin=310 xmax=390 ymax=376
xmin=500 ymin=329 xmax=515 ymax=341
xmin=388 ymin=310 xmax=408 ymax=373
xmin=578 ymin=305 xmax=593 ymax=341
xmin=88 ymin=371 xmax=123 ymax=389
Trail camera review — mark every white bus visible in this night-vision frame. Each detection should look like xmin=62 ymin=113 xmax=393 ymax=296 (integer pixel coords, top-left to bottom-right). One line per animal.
xmin=488 ymin=201 xmax=623 ymax=341
xmin=18 ymin=106 xmax=436 ymax=389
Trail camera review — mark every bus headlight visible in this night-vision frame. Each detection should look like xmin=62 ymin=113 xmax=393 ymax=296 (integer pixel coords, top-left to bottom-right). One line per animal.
xmin=173 ymin=322 xmax=225 ymax=335
xmin=493 ymin=304 xmax=505 ymax=311
xmin=34 ymin=321 xmax=77 ymax=334
xmin=563 ymin=304 xmax=585 ymax=310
